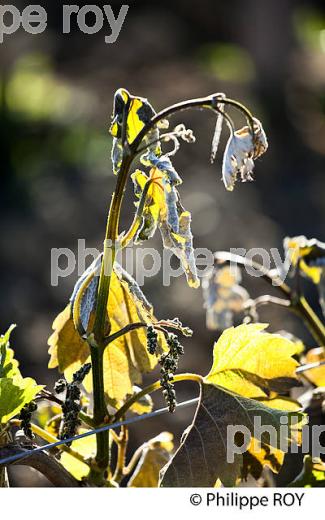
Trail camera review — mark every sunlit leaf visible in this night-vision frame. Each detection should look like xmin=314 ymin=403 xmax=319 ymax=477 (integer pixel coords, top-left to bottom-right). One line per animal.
xmin=303 ymin=347 xmax=325 ymax=387
xmin=0 ymin=325 xmax=19 ymax=379
xmin=60 ymin=429 xmax=96 ymax=480
xmin=205 ymin=323 xmax=300 ymax=398
xmin=128 ymin=432 xmax=174 ymax=487
xmin=48 ymin=263 xmax=167 ymax=402
xmin=109 ymin=88 xmax=159 ymax=174
xmin=0 ymin=326 xmax=43 ymax=425
xmin=0 ymin=378 xmax=42 ymax=424
xmin=159 ymin=383 xmax=303 ymax=487
xmin=48 ymin=305 xmax=90 ymax=372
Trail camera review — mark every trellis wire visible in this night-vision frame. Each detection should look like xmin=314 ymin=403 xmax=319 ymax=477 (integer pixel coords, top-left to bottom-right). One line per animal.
xmin=0 ymin=397 xmax=199 ymax=467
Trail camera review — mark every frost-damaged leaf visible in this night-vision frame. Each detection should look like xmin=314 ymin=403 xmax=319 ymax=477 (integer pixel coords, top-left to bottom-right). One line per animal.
xmin=160 ymin=204 xmax=199 ymax=289
xmin=205 ymin=323 xmax=301 ymax=398
xmin=202 ymin=265 xmax=249 ymax=331
xmin=0 ymin=326 xmax=43 ymax=425
xmin=222 ymin=117 xmax=268 ymax=191
xmin=109 ymin=88 xmax=159 ymax=174
xmin=290 ymin=456 xmax=325 ymax=487
xmin=284 ymin=236 xmax=325 ymax=316
xmin=132 ymin=154 xmax=199 ymax=288
xmin=210 ymin=94 xmax=225 ymax=163
xmin=159 ymin=383 xmax=303 ymax=487
xmin=48 ymin=262 xmax=167 ymax=402
xmin=128 ymin=432 xmax=174 ymax=487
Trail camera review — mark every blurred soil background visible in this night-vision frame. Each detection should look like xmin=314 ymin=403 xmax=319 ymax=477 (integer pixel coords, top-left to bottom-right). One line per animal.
xmin=1 ymin=0 xmax=325 ymax=485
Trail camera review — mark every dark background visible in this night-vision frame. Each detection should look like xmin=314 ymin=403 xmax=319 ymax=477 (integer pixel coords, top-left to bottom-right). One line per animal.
xmin=1 ymin=0 xmax=325 ymax=485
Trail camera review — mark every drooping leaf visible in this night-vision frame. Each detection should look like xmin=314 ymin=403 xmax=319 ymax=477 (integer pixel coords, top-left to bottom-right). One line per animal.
xmin=132 ymin=155 xmax=199 ymax=288
xmin=202 ymin=265 xmax=249 ymax=331
xmin=210 ymin=96 xmax=225 ymax=163
xmin=290 ymin=456 xmax=325 ymax=487
xmin=205 ymin=323 xmax=300 ymax=398
xmin=159 ymin=382 xmax=303 ymax=487
xmin=48 ymin=263 xmax=167 ymax=402
xmin=128 ymin=432 xmax=174 ymax=487
xmin=222 ymin=118 xmax=268 ymax=191
xmin=160 ymin=205 xmax=199 ymax=289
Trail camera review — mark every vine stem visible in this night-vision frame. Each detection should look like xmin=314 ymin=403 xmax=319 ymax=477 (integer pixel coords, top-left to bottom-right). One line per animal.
xmin=90 ymin=152 xmax=134 ymax=479
xmin=112 ymin=423 xmax=129 ymax=483
xmin=114 ymin=373 xmax=203 ymax=423
xmin=88 ymin=93 xmax=258 ymax=481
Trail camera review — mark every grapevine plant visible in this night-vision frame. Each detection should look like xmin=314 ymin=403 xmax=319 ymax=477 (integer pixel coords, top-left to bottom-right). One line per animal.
xmin=1 ymin=89 xmax=325 ymax=487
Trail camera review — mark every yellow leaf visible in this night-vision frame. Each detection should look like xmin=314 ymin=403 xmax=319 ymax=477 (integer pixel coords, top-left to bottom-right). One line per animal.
xmin=48 ymin=305 xmax=89 ymax=372
xmin=110 ymin=88 xmax=156 ymax=145
xmin=60 ymin=430 xmax=96 ymax=480
xmin=48 ymin=266 xmax=166 ymax=402
xmin=128 ymin=432 xmax=174 ymax=487
xmin=205 ymin=323 xmax=300 ymax=398
xmin=242 ymin=437 xmax=284 ymax=480
xmin=304 ymin=347 xmax=325 ymax=387
xmin=284 ymin=236 xmax=325 ymax=284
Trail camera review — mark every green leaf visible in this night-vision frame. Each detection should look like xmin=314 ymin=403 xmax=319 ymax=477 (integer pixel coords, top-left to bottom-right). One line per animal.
xmin=206 ymin=323 xmax=300 ymax=398
xmin=0 ymin=326 xmax=43 ymax=425
xmin=0 ymin=325 xmax=19 ymax=379
xmin=0 ymin=377 xmax=42 ymax=424
xmin=128 ymin=432 xmax=174 ymax=487
xmin=159 ymin=382 xmax=303 ymax=487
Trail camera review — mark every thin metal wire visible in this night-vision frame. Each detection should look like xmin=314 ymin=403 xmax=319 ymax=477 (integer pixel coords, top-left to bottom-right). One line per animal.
xmin=2 ymin=360 xmax=320 ymax=467
xmin=296 ymin=360 xmax=325 ymax=373
xmin=0 ymin=397 xmax=199 ymax=467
